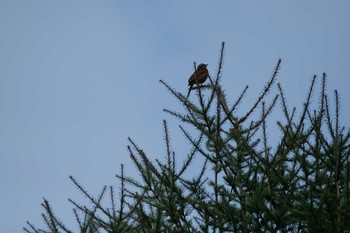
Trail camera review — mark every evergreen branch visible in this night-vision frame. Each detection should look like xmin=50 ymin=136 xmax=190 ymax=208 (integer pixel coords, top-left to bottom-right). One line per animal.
xmin=160 ymin=79 xmax=198 ymax=121
xmin=325 ymin=94 xmax=336 ymax=140
xmin=42 ymin=198 xmax=72 ymax=233
xmin=262 ymin=102 xmax=270 ymax=162
xmin=68 ymin=198 xmax=103 ymax=230
xmin=221 ymin=85 xmax=249 ymax=126
xmin=23 ymin=222 xmax=41 ymax=233
xmin=215 ymin=41 xmax=225 ymax=87
xmin=163 ymin=109 xmax=194 ymax=124
xmin=278 ymin=83 xmax=292 ymax=124
xmin=117 ymin=165 xmax=126 ymax=225
xmin=335 ymin=89 xmax=340 ymax=138
xmin=177 ymin=133 xmax=204 ymax=178
xmin=205 ymin=42 xmax=226 ymax=114
xmin=295 ymin=75 xmax=317 ymax=138
xmin=162 ymin=120 xmax=174 ymax=173
xmin=179 ymin=125 xmax=214 ymax=163
xmin=72 ymin=209 xmax=83 ymax=230
xmin=69 ymin=176 xmax=113 ymax=222
xmin=128 ymin=138 xmax=162 ymax=180
xmin=240 ymin=59 xmax=281 ymax=123
xmin=248 ymin=94 xmax=279 ymax=132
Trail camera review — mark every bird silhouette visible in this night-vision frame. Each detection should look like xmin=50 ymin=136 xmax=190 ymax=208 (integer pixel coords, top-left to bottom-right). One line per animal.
xmin=186 ymin=63 xmax=209 ymax=98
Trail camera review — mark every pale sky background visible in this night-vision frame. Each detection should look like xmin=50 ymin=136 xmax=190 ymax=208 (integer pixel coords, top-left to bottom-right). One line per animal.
xmin=0 ymin=1 xmax=349 ymax=232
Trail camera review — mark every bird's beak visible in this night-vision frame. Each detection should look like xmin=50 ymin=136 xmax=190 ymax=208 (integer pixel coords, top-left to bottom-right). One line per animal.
xmin=205 ymin=64 xmax=208 ymax=66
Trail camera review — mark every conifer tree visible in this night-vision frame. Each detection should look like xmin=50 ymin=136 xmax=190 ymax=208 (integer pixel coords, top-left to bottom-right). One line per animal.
xmin=25 ymin=42 xmax=350 ymax=232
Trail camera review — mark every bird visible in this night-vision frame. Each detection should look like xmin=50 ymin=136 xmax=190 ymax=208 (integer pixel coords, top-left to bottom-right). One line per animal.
xmin=186 ymin=63 xmax=209 ymax=98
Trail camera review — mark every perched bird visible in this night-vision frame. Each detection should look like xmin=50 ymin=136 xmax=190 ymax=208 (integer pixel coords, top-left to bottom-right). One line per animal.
xmin=186 ymin=63 xmax=209 ymax=98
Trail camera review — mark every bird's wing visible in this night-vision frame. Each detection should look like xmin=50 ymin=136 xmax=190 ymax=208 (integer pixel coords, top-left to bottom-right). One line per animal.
xmin=188 ymin=69 xmax=207 ymax=86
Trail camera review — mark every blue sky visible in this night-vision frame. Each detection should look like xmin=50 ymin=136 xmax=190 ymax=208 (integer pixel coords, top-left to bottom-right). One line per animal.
xmin=1 ymin=1 xmax=349 ymax=231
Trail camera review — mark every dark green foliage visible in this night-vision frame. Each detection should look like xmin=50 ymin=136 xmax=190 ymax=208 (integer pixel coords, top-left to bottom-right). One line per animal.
xmin=25 ymin=42 xmax=350 ymax=232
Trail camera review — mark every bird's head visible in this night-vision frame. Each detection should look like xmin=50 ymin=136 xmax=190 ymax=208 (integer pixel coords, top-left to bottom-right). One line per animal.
xmin=198 ymin=63 xmax=208 ymax=69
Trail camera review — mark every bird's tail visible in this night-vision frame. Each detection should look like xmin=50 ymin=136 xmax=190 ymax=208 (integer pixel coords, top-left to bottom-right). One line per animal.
xmin=186 ymin=86 xmax=192 ymax=99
